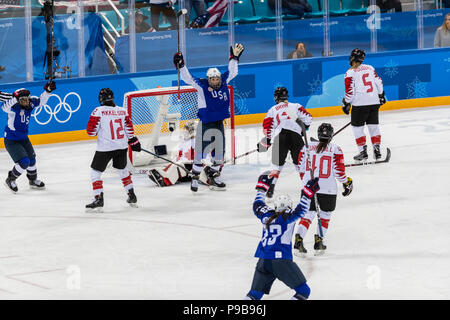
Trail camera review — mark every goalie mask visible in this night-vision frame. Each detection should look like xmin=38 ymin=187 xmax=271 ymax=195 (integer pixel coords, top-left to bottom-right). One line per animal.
xmin=273 ymin=194 xmax=292 ymax=213
xmin=206 ymin=68 xmax=222 ymax=90
xmin=349 ymin=48 xmax=365 ymax=66
xmin=183 ymin=120 xmax=196 ymax=140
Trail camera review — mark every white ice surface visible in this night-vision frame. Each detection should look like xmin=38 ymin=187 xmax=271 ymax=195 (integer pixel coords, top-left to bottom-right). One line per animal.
xmin=0 ymin=106 xmax=449 ymax=299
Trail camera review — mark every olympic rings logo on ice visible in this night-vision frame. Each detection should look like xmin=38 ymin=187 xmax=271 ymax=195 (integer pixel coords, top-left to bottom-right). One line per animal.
xmin=32 ymin=92 xmax=82 ymax=125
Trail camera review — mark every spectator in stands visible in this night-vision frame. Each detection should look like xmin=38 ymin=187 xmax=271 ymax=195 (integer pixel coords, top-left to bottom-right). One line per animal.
xmin=287 ymin=42 xmax=312 ymax=59
xmin=434 ymin=13 xmax=450 ymax=48
xmin=268 ymin=0 xmax=312 ymax=19
xmin=125 ymin=9 xmax=156 ymax=34
xmin=184 ymin=0 xmax=206 ymax=27
xmin=376 ymin=0 xmax=402 ymax=12
xmin=150 ymin=0 xmax=178 ymax=31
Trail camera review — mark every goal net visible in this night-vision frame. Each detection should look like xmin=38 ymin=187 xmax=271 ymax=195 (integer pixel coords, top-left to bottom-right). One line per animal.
xmin=124 ymin=85 xmax=236 ymax=167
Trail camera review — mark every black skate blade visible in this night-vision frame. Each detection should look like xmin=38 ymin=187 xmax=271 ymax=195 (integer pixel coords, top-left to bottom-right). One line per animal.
xmin=294 ymin=251 xmax=307 ymax=258
xmin=208 ymin=185 xmax=226 ymax=191
xmin=128 ymin=203 xmax=138 ymax=208
xmin=85 ymin=207 xmax=103 ymax=213
xmin=30 ymin=185 xmax=46 ymax=190
xmin=314 ymin=249 xmax=326 ymax=256
xmin=4 ymin=182 xmax=18 ymax=194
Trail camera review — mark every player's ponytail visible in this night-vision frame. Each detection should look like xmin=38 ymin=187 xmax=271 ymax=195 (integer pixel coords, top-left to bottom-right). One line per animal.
xmin=265 ymin=211 xmax=285 ymax=230
xmin=316 ymin=141 xmax=329 ymax=154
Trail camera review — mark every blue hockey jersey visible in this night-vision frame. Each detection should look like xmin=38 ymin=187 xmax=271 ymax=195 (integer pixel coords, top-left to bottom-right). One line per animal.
xmin=180 ymin=59 xmax=238 ymax=124
xmin=253 ymin=192 xmax=311 ymax=260
xmin=1 ymin=91 xmax=51 ymax=141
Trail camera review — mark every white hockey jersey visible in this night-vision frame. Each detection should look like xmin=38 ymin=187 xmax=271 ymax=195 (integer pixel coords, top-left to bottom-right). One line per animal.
xmin=86 ymin=105 xmax=135 ymax=152
xmin=298 ymin=141 xmax=347 ymax=195
xmin=173 ymin=137 xmax=195 ymax=163
xmin=262 ymin=102 xmax=312 ymax=140
xmin=344 ymin=64 xmax=383 ymax=107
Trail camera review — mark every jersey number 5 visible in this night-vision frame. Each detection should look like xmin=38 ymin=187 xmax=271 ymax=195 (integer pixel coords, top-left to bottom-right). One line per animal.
xmin=362 ymin=73 xmax=373 ymax=93
xmin=109 ymin=119 xmax=125 ymax=140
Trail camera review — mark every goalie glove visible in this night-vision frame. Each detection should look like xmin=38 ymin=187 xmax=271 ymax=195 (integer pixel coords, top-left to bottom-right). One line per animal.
xmin=128 ymin=137 xmax=141 ymax=152
xmin=229 ymin=43 xmax=245 ymax=61
xmin=301 ymin=177 xmax=320 ymax=199
xmin=378 ymin=91 xmax=386 ymax=105
xmin=255 ymin=171 xmax=274 ymax=193
xmin=257 ymin=137 xmax=271 ymax=153
xmin=342 ymin=98 xmax=351 ymax=115
xmin=342 ymin=177 xmax=353 ymax=197
xmin=173 ymin=52 xmax=185 ymax=69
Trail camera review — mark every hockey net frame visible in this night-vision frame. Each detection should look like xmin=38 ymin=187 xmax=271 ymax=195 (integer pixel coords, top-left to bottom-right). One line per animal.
xmin=124 ymin=85 xmax=236 ymax=167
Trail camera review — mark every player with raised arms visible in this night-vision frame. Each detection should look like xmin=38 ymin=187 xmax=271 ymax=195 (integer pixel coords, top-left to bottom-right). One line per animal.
xmin=256 ymin=87 xmax=313 ymax=198
xmin=342 ymin=48 xmax=386 ymax=161
xmin=173 ymin=43 xmax=244 ymax=192
xmin=294 ymin=123 xmax=353 ymax=255
xmin=244 ymin=171 xmax=320 ymax=300
xmin=2 ymin=81 xmax=56 ymax=193
xmin=85 ymin=88 xmax=142 ymax=212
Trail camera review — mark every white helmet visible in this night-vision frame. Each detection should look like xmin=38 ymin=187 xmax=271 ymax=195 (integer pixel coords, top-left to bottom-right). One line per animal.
xmin=273 ymin=194 xmax=293 ymax=213
xmin=206 ymin=67 xmax=221 ymax=78
xmin=183 ymin=120 xmax=196 ymax=140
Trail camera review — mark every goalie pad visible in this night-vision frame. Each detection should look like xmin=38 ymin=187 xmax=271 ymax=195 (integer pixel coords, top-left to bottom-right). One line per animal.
xmin=150 ymin=163 xmax=190 ymax=186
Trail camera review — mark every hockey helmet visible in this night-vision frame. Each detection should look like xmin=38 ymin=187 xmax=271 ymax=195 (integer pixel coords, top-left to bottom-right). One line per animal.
xmin=349 ymin=48 xmax=365 ymax=66
xmin=183 ymin=120 xmax=196 ymax=140
xmin=14 ymin=88 xmax=31 ymax=108
xmin=317 ymin=123 xmax=334 ymax=142
xmin=273 ymin=194 xmax=292 ymax=213
xmin=274 ymin=87 xmax=289 ymax=104
xmin=98 ymin=88 xmax=114 ymax=105
xmin=206 ymin=68 xmax=222 ymax=90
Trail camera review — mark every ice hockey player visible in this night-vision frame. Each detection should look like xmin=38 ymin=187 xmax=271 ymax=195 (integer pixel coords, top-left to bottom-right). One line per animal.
xmin=342 ymin=48 xmax=386 ymax=161
xmin=294 ymin=123 xmax=353 ymax=255
xmin=244 ymin=171 xmax=320 ymax=300
xmin=173 ymin=43 xmax=244 ymax=192
xmin=148 ymin=120 xmax=196 ymax=187
xmin=85 ymin=88 xmax=142 ymax=212
xmin=2 ymin=81 xmax=56 ymax=193
xmin=256 ymin=86 xmax=312 ymax=198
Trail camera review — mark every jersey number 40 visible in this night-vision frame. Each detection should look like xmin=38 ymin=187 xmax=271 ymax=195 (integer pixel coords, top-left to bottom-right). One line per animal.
xmin=306 ymin=155 xmax=332 ymax=179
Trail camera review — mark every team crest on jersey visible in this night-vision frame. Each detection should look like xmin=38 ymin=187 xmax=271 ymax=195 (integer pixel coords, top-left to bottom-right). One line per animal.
xmin=20 ymin=110 xmax=24 ymax=116
xmin=208 ymin=87 xmax=213 ymax=92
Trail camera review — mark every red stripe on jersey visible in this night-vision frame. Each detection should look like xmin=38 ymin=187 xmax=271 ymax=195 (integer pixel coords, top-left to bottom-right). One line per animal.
xmin=299 ymin=218 xmax=311 ymax=229
xmin=333 ymin=153 xmax=347 ymax=182
xmin=300 ymin=172 xmax=305 ymax=180
xmin=121 ymin=175 xmax=132 ymax=187
xmin=86 ymin=116 xmax=100 ymax=136
xmin=262 ymin=117 xmax=273 ymax=138
xmin=356 ymin=136 xmax=366 ymax=146
xmin=124 ymin=116 xmax=135 ymax=137
xmin=345 ymin=76 xmax=353 ymax=99
xmin=320 ymin=218 xmax=330 ymax=229
xmin=371 ymin=135 xmax=381 ymax=145
xmin=92 ymin=180 xmax=103 ymax=190
xmin=163 ymin=177 xmax=172 ymax=186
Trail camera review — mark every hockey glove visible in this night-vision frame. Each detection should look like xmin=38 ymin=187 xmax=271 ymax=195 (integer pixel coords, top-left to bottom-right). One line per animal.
xmin=44 ymin=80 xmax=56 ymax=93
xmin=378 ymin=91 xmax=386 ymax=106
xmin=173 ymin=52 xmax=185 ymax=69
xmin=229 ymin=43 xmax=245 ymax=61
xmin=257 ymin=137 xmax=271 ymax=153
xmin=301 ymin=177 xmax=320 ymax=199
xmin=342 ymin=177 xmax=353 ymax=197
xmin=342 ymin=98 xmax=351 ymax=115
xmin=128 ymin=137 xmax=141 ymax=152
xmin=255 ymin=171 xmax=274 ymax=192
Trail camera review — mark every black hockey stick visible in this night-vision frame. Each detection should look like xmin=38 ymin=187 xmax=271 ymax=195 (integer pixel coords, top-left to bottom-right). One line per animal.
xmin=310 ymin=121 xmax=351 ymax=142
xmin=345 ymin=148 xmax=391 ymax=167
xmin=141 ymin=148 xmax=193 ymax=177
xmin=175 ymin=8 xmax=188 ymax=102
xmin=224 ymin=148 xmax=258 ymax=164
xmin=296 ymin=119 xmax=324 ymax=239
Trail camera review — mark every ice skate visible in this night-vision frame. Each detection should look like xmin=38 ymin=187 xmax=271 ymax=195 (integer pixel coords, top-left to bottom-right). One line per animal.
xmin=293 ymin=234 xmax=307 ymax=257
xmin=190 ymin=175 xmax=199 ymax=193
xmin=314 ymin=234 xmax=327 ymax=256
xmin=373 ymin=145 xmax=382 ymax=160
xmin=353 ymin=145 xmax=368 ymax=162
xmin=85 ymin=192 xmax=104 ymax=213
xmin=205 ymin=166 xmax=226 ymax=191
xmin=4 ymin=171 xmax=18 ymax=194
xmin=28 ymin=179 xmax=45 ymax=190
xmin=148 ymin=169 xmax=164 ymax=187
xmin=127 ymin=188 xmax=138 ymax=208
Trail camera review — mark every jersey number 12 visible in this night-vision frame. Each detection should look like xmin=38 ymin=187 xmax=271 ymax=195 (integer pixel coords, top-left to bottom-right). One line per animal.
xmin=109 ymin=119 xmax=124 ymax=140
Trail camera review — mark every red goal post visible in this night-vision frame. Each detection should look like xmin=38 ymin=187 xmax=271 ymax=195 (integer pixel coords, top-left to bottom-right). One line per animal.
xmin=124 ymin=85 xmax=236 ymax=167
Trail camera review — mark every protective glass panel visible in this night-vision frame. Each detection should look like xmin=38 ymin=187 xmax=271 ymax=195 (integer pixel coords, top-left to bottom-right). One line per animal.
xmin=424 ymin=7 xmax=450 ymax=49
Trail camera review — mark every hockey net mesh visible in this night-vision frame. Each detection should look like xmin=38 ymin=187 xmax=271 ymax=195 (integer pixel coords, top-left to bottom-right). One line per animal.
xmin=124 ymin=85 xmax=235 ymax=167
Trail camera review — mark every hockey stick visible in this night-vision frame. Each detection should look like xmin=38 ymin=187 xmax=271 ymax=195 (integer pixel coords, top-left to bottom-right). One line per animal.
xmin=224 ymin=148 xmax=258 ymax=164
xmin=141 ymin=148 xmax=193 ymax=177
xmin=175 ymin=8 xmax=188 ymax=102
xmin=310 ymin=121 xmax=351 ymax=142
xmin=345 ymin=148 xmax=391 ymax=167
xmin=296 ymin=119 xmax=324 ymax=239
